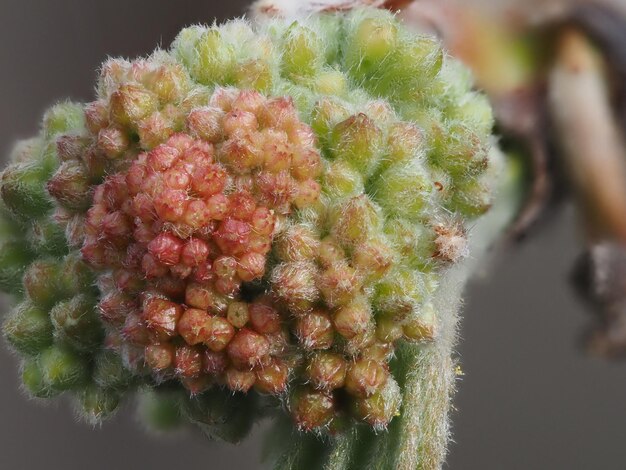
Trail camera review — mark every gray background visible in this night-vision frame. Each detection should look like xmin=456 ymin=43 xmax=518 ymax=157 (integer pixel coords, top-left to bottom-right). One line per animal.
xmin=1 ymin=1 xmax=626 ymax=469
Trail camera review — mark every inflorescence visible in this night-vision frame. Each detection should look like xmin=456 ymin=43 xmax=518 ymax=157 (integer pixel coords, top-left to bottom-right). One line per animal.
xmin=0 ymin=8 xmax=494 ymax=434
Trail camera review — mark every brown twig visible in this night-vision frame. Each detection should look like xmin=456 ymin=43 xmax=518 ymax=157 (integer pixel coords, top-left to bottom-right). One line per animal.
xmin=549 ymin=26 xmax=626 ymax=243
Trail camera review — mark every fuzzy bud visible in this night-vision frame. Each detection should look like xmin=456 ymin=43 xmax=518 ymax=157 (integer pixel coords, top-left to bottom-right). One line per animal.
xmin=1 ymin=163 xmax=53 ymax=218
xmin=3 ymin=302 xmax=53 ymax=355
xmin=305 ymin=352 xmax=347 ymax=390
xmin=77 ymin=385 xmax=121 ymax=424
xmin=50 ymin=295 xmax=103 ymax=351
xmin=353 ymin=376 xmax=401 ymax=429
xmin=330 ymin=114 xmax=383 ymax=177
xmin=344 ymin=358 xmax=388 ymax=398
xmin=38 ymin=344 xmax=90 ymax=392
xmin=109 ymin=84 xmax=158 ymax=128
xmin=290 ymin=387 xmax=335 ymax=431
xmin=47 ymin=161 xmax=93 ymax=212
xmin=294 ymin=309 xmax=334 ymax=350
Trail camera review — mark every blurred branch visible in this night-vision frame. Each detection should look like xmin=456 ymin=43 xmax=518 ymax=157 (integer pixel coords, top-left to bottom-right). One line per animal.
xmin=549 ymin=26 xmax=626 ymax=242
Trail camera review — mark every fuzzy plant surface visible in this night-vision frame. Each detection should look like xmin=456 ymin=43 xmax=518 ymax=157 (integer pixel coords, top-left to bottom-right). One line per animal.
xmin=0 ymin=6 xmax=515 ymax=470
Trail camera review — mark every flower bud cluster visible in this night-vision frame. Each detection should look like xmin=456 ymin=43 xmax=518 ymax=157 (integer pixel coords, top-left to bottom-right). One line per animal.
xmin=0 ymin=7 xmax=497 ymax=436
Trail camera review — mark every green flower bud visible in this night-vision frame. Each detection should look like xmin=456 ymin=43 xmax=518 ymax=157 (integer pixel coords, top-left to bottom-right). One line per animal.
xmin=385 ymin=122 xmax=424 ymax=167
xmin=398 ymin=36 xmax=444 ymax=80
xmin=76 ymin=385 xmax=121 ymax=424
xmin=385 ymin=38 xmax=444 ymax=101
xmin=145 ymin=63 xmax=191 ymax=104
xmin=403 ymin=301 xmax=438 ymax=342
xmin=345 ymin=12 xmax=399 ymax=74
xmin=0 ymin=240 xmax=34 ymax=292
xmin=3 ymin=301 xmax=53 ymax=355
xmin=27 ymin=217 xmax=68 ymax=256
xmin=289 ymin=386 xmax=335 ymax=431
xmin=281 ymin=25 xmax=323 ymax=79
xmin=312 ymin=69 xmax=348 ymax=96
xmin=0 ymin=201 xmax=25 ymax=239
xmin=97 ymin=127 xmax=130 ymax=159
xmin=305 ymin=351 xmax=347 ymax=390
xmin=109 ymin=84 xmax=158 ymax=128
xmin=353 ymin=375 xmax=401 ymax=429
xmin=58 ymin=253 xmax=96 ymax=298
xmin=172 ymin=26 xmax=205 ymax=72
xmin=333 ymin=295 xmax=373 ymax=340
xmin=373 ymin=269 xmax=428 ymax=320
xmin=9 ymin=137 xmax=44 ymax=164
xmin=375 ymin=316 xmax=404 ymax=343
xmin=183 ymin=389 xmax=255 ymax=443
xmin=0 ymin=162 xmax=53 ymax=219
xmin=429 ymin=121 xmax=489 ymax=178
xmin=329 ymin=195 xmax=382 ymax=247
xmin=23 ymin=259 xmax=63 ymax=309
xmin=310 ymin=97 xmax=351 ymax=142
xmin=42 ymin=101 xmax=85 ymax=138
xmin=189 ymin=29 xmax=235 ymax=85
xmin=449 ymin=178 xmax=493 ymax=217
xmin=384 ymin=219 xmax=437 ymax=271
xmin=50 ymin=295 xmax=103 ymax=351
xmin=322 ymin=160 xmax=365 ymax=200
xmin=372 ymin=162 xmax=433 ymax=221
xmin=21 ymin=358 xmax=57 ymax=398
xmin=351 ymin=236 xmax=396 ymax=282
xmin=39 ymin=344 xmax=90 ymax=392
xmin=236 ymin=60 xmax=273 ymax=92
xmin=318 ymin=261 xmax=361 ymax=308
xmin=448 ymin=93 xmax=494 ymax=137
xmin=93 ymin=350 xmax=132 ymax=390
xmin=329 ymin=114 xmax=384 ymax=177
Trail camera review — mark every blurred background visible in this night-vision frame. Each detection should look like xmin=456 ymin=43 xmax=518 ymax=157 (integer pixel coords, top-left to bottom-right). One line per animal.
xmin=2 ymin=1 xmax=626 ymax=469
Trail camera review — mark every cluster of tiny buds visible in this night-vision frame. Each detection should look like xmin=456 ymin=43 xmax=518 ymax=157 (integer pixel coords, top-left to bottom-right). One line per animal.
xmin=80 ymin=88 xmax=323 ymax=398
xmin=0 ymin=8 xmax=497 ymax=438
xmin=37 ymin=69 xmax=464 ymax=433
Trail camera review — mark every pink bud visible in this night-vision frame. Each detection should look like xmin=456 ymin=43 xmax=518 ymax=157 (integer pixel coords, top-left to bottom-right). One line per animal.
xmin=148 ymin=232 xmax=184 ymax=266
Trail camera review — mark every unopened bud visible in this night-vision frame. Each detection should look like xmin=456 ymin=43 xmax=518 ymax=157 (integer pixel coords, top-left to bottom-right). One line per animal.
xmin=330 ymin=114 xmax=383 ymax=177
xmin=39 ymin=344 xmax=90 ymax=392
xmin=290 ymin=387 xmax=335 ymax=431
xmin=1 ymin=163 xmax=53 ymax=218
xmin=294 ymin=309 xmax=334 ymax=350
xmin=318 ymin=262 xmax=361 ymax=308
xmin=23 ymin=259 xmax=62 ymax=309
xmin=372 ymin=162 xmax=433 ymax=221
xmin=77 ymin=385 xmax=121 ymax=424
xmin=353 ymin=376 xmax=401 ymax=430
xmin=403 ymin=302 xmax=438 ymax=342
xmin=305 ymin=352 xmax=347 ymax=390
xmin=255 ymin=359 xmax=290 ymax=394
xmin=333 ymin=296 xmax=373 ymax=340
xmin=43 ymin=101 xmax=85 ymax=138
xmin=3 ymin=301 xmax=53 ymax=355
xmin=281 ymin=25 xmax=323 ymax=79
xmin=21 ymin=358 xmax=56 ymax=398
xmin=345 ymin=358 xmax=388 ymax=398
xmin=227 ymin=328 xmax=270 ymax=369
xmin=93 ymin=350 xmax=132 ymax=390
xmin=50 ymin=295 xmax=103 ymax=351
xmin=109 ymin=84 xmax=158 ymax=128
xmin=47 ymin=161 xmax=93 ymax=212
